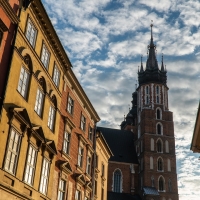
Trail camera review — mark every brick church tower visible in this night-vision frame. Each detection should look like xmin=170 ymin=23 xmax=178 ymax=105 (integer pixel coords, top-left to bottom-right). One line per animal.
xmin=121 ymin=24 xmax=179 ymax=200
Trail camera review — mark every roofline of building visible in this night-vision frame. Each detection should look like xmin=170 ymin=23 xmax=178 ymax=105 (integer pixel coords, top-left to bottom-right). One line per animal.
xmin=31 ymin=0 xmax=72 ymax=71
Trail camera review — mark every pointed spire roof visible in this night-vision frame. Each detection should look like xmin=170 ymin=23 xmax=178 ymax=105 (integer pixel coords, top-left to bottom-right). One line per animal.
xmin=146 ymin=23 xmax=159 ymax=69
xmin=138 ymin=23 xmax=167 ymax=85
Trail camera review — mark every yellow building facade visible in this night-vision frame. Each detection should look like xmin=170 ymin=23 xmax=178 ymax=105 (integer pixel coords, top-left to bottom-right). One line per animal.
xmin=94 ymin=131 xmax=113 ymax=200
xmin=0 ymin=0 xmax=71 ymax=199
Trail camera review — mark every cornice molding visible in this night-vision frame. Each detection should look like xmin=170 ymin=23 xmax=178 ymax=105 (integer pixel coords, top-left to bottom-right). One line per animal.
xmin=0 ymin=0 xmax=19 ymax=24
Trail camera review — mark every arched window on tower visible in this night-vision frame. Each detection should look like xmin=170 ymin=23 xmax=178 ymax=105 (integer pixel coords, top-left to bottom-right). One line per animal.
xmin=113 ymin=169 xmax=122 ymax=193
xmin=165 ymin=140 xmax=169 ymax=153
xmin=158 ymin=176 xmax=165 ymax=191
xmin=145 ymin=85 xmax=150 ymax=104
xmin=167 ymin=159 xmax=171 ymax=171
xmin=157 ymin=157 xmax=163 ymax=171
xmin=150 ymin=157 xmax=153 ymax=169
xmin=156 ymin=85 xmax=160 ymax=103
xmin=157 ymin=123 xmax=163 ymax=135
xmin=157 ymin=139 xmax=163 ymax=153
xmin=156 ymin=108 xmax=162 ymax=120
xmin=151 ymin=138 xmax=154 ymax=151
xmin=151 ymin=176 xmax=155 ymax=187
xmin=168 ymin=179 xmax=172 ymax=192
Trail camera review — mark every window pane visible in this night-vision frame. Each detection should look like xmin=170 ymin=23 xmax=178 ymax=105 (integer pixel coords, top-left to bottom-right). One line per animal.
xmin=53 ymin=65 xmax=60 ymax=87
xmin=26 ymin=19 xmax=37 ymax=47
xmin=17 ymin=67 xmax=30 ymax=98
xmin=48 ymin=106 xmax=55 ymax=130
xmin=24 ymin=145 xmax=37 ymax=185
xmin=41 ymin=44 xmax=50 ymax=69
xmin=34 ymin=89 xmax=44 ymax=116
xmin=39 ymin=158 xmax=50 ymax=194
xmin=4 ymin=129 xmax=21 ymax=174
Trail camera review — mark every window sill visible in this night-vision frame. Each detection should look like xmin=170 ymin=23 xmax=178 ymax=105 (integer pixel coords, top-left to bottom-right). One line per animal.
xmin=85 ymin=173 xmax=92 ymax=180
xmin=61 ymin=151 xmax=71 ymax=161
xmin=76 ymin=165 xmax=83 ymax=173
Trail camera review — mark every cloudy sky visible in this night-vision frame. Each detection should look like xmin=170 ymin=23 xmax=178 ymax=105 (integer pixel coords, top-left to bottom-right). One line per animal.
xmin=42 ymin=0 xmax=200 ymax=199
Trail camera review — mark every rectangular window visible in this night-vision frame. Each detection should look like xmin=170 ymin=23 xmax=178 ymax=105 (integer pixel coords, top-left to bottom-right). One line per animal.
xmin=57 ymin=179 xmax=66 ymax=200
xmin=0 ymin=29 xmax=3 ymax=46
xmin=75 ymin=190 xmax=81 ymax=200
xmin=4 ymin=129 xmax=21 ymax=174
xmin=63 ymin=131 xmax=70 ymax=155
xmin=95 ymin=155 xmax=98 ymax=168
xmin=80 ymin=114 xmax=86 ymax=131
xmin=102 ymin=163 xmax=104 ymax=177
xmin=88 ymin=127 xmax=93 ymax=141
xmin=67 ymin=96 xmax=74 ymax=115
xmin=17 ymin=67 xmax=30 ymax=98
xmin=39 ymin=158 xmax=50 ymax=195
xmin=34 ymin=89 xmax=44 ymax=116
xmin=101 ymin=188 xmax=104 ymax=200
xmin=86 ymin=156 xmax=91 ymax=175
xmin=53 ymin=64 xmax=60 ymax=87
xmin=48 ymin=106 xmax=56 ymax=131
xmin=41 ymin=43 xmax=50 ymax=69
xmin=78 ymin=146 xmax=84 ymax=167
xmin=24 ymin=145 xmax=37 ymax=185
xmin=95 ymin=180 xmax=97 ymax=195
xmin=26 ymin=18 xmax=37 ymax=47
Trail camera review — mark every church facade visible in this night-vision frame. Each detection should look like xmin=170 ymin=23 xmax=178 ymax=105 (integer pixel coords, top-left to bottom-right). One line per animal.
xmin=98 ymin=25 xmax=179 ymax=200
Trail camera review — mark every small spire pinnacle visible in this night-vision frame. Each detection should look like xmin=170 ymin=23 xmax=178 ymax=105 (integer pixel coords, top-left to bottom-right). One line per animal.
xmin=140 ymin=55 xmax=144 ymax=72
xmin=161 ymin=53 xmax=164 ymax=71
xmin=150 ymin=21 xmax=153 ymax=40
xmin=124 ymin=114 xmax=125 ymax=121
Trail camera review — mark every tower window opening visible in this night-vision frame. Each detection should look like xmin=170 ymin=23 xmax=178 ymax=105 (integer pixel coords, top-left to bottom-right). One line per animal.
xmin=157 ymin=109 xmax=161 ymax=119
xmin=145 ymin=86 xmax=150 ymax=104
xmin=157 ymin=158 xmax=163 ymax=171
xmin=157 ymin=139 xmax=163 ymax=153
xmin=158 ymin=176 xmax=165 ymax=191
xmin=157 ymin=123 xmax=162 ymax=135
xmin=156 ymin=86 xmax=160 ymax=103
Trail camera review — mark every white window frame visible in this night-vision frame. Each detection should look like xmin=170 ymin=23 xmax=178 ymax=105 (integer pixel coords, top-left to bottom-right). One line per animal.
xmin=41 ymin=43 xmax=50 ymax=69
xmin=26 ymin=18 xmax=37 ymax=48
xmin=53 ymin=64 xmax=60 ymax=87
xmin=63 ymin=131 xmax=70 ymax=155
xmin=24 ymin=145 xmax=37 ymax=185
xmin=39 ymin=158 xmax=50 ymax=195
xmin=86 ymin=155 xmax=91 ymax=175
xmin=75 ymin=190 xmax=81 ymax=200
xmin=67 ymin=96 xmax=74 ymax=115
xmin=34 ymin=88 xmax=44 ymax=116
xmin=88 ymin=126 xmax=93 ymax=141
xmin=57 ymin=179 xmax=66 ymax=200
xmin=78 ymin=146 xmax=84 ymax=167
xmin=80 ymin=114 xmax=86 ymax=131
xmin=48 ymin=105 xmax=56 ymax=131
xmin=4 ymin=128 xmax=21 ymax=174
xmin=17 ymin=66 xmax=30 ymax=99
